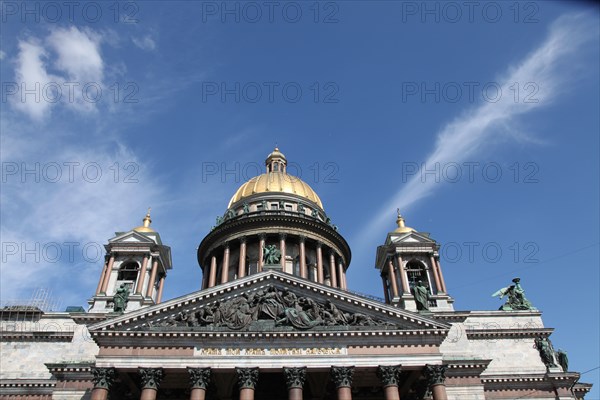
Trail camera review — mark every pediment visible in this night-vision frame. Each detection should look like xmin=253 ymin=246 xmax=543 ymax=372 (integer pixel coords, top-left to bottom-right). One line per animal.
xmin=109 ymin=230 xmax=156 ymax=245
xmin=89 ymin=271 xmax=450 ymax=335
xmin=389 ymin=231 xmax=435 ymax=245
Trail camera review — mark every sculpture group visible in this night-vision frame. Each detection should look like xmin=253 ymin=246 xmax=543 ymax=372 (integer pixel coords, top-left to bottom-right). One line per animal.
xmin=263 ymin=244 xmax=281 ymax=265
xmin=146 ymin=286 xmax=396 ymax=331
xmin=492 ymin=277 xmax=536 ymax=311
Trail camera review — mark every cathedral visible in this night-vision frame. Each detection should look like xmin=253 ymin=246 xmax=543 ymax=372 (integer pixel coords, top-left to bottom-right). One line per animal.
xmin=0 ymin=148 xmax=592 ymax=400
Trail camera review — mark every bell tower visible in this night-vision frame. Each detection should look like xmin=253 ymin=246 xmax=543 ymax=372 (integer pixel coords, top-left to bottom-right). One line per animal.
xmin=375 ymin=211 xmax=453 ymax=312
xmin=88 ymin=210 xmax=173 ymax=313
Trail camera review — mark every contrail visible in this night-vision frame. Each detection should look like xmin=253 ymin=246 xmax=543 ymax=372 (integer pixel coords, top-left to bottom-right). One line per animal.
xmin=356 ymin=13 xmax=597 ymax=246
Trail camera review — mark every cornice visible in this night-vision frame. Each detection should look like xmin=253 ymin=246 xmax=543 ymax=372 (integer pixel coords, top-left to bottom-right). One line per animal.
xmin=0 ymin=331 xmax=74 ymax=342
xmin=466 ymin=328 xmax=553 ymax=339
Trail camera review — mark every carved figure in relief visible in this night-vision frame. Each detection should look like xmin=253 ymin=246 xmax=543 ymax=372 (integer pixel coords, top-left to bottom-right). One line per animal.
xmin=144 ymin=285 xmax=397 ymax=331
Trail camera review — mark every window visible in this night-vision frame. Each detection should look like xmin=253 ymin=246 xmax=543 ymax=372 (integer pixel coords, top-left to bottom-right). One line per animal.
xmin=406 ymin=260 xmax=430 ymax=292
xmin=117 ymin=261 xmax=139 ymax=281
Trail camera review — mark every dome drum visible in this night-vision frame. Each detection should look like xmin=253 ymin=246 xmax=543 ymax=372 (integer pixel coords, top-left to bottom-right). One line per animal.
xmin=199 ymin=213 xmax=350 ymax=268
xmin=217 ymin=193 xmax=333 ymax=230
xmin=199 ymin=232 xmax=347 ymax=289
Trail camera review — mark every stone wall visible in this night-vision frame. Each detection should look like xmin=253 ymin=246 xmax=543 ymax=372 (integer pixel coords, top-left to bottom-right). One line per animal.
xmin=440 ymin=311 xmax=548 ymax=375
xmin=0 ymin=314 xmax=98 ymax=380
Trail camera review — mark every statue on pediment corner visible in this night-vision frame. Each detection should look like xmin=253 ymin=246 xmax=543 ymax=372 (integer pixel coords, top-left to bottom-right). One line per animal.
xmin=556 ymin=349 xmax=569 ymax=371
xmin=492 ymin=277 xmax=536 ymax=311
xmin=535 ymin=337 xmax=557 ymax=368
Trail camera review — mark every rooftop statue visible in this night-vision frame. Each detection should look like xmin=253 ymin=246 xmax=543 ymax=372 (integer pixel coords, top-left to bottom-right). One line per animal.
xmin=492 ymin=277 xmax=537 ymax=311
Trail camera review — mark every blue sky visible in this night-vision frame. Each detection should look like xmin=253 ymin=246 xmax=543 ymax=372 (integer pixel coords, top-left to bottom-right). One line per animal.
xmin=1 ymin=0 xmax=598 ymax=395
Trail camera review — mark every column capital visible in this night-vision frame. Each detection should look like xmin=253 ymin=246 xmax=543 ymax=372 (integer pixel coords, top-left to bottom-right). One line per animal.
xmin=239 ymin=236 xmax=247 ymax=244
xmin=236 ymin=367 xmax=259 ymax=390
xmin=425 ymin=364 xmax=447 ymax=386
xmin=331 ymin=366 xmax=354 ymax=388
xmin=91 ymin=367 xmax=116 ymax=389
xmin=223 ymin=241 xmax=230 ymax=249
xmin=283 ymin=367 xmax=307 ymax=389
xmin=258 ymin=233 xmax=267 ymax=240
xmin=279 ymin=233 xmax=287 ymax=240
xmin=377 ymin=365 xmax=401 ymax=387
xmin=187 ymin=367 xmax=211 ymax=389
xmin=298 ymin=235 xmax=306 ymax=243
xmin=139 ymin=368 xmax=164 ymax=390
xmin=316 ymin=241 xmax=323 ymax=249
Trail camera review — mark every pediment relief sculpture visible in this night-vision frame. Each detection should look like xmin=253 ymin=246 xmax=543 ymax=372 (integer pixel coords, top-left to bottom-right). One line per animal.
xmin=136 ymin=286 xmax=397 ymax=331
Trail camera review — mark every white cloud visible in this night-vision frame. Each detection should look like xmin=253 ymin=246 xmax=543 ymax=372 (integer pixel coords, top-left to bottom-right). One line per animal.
xmin=46 ymin=27 xmax=104 ymax=83
xmin=0 ymin=50 xmax=6 ymax=60
xmin=357 ymin=13 xmax=598 ymax=244
xmin=132 ymin=35 xmax=156 ymax=51
xmin=11 ymin=39 xmax=59 ymax=120
xmin=11 ymin=26 xmax=106 ymax=119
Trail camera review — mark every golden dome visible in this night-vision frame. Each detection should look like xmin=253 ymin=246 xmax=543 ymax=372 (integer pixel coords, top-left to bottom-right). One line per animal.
xmin=228 ymin=148 xmax=323 ymax=209
xmin=133 ymin=208 xmax=155 ymax=233
xmin=228 ymin=172 xmax=324 ymax=209
xmin=394 ymin=209 xmax=415 ymax=233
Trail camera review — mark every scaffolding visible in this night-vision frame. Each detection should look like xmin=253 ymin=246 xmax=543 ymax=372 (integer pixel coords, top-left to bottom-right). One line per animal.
xmin=1 ymin=287 xmax=62 ymax=321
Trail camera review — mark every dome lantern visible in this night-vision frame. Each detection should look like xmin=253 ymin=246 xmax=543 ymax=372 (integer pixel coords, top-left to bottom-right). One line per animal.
xmin=265 ymin=146 xmax=287 ymax=173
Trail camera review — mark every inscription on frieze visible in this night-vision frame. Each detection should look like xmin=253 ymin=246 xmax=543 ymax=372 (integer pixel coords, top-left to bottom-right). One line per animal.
xmin=195 ymin=347 xmax=346 ymax=356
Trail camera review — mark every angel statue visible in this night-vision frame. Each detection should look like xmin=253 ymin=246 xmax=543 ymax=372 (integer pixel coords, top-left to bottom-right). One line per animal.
xmin=492 ymin=277 xmax=536 ymax=311
xmin=263 ymin=244 xmax=281 ymax=265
